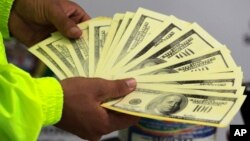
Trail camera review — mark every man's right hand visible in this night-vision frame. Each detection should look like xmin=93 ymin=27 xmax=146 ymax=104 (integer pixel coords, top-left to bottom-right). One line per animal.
xmin=9 ymin=0 xmax=90 ymax=46
xmin=56 ymin=77 xmax=140 ymax=141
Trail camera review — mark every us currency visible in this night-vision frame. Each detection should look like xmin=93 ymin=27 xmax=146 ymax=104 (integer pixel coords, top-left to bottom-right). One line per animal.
xmin=97 ymin=13 xmax=125 ymax=66
xmin=30 ymin=35 xmax=78 ymax=77
xmin=102 ymin=88 xmax=246 ymax=127
xmin=134 ymin=72 xmax=242 ymax=87
xmin=111 ymin=16 xmax=189 ymax=74
xmin=43 ymin=36 xmax=80 ymax=77
xmin=137 ymin=83 xmax=245 ymax=95
xmin=118 ymin=48 xmax=236 ymax=77
xmin=171 ymin=86 xmax=245 ymax=95
xmin=50 ymin=22 xmax=92 ymax=77
xmin=69 ymin=21 xmax=90 ymax=76
xmin=68 ymin=17 xmax=110 ymax=77
xmin=119 ymin=23 xmax=226 ymax=74
xmin=96 ymin=12 xmax=135 ymax=77
xmin=29 ymin=43 xmax=67 ymax=80
xmin=88 ymin=18 xmax=112 ymax=76
xmin=95 ymin=13 xmax=126 ymax=76
xmin=127 ymin=66 xmax=241 ymax=78
xmin=137 ymin=79 xmax=241 ymax=89
xmin=78 ymin=17 xmax=111 ymax=43
xmin=136 ymin=84 xmax=241 ymax=94
xmin=102 ymin=8 xmax=169 ymax=75
xmin=137 ymin=84 xmax=245 ymax=96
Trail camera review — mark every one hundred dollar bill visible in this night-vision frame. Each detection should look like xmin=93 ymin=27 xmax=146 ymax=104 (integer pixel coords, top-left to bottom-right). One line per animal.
xmin=69 ymin=21 xmax=90 ymax=76
xmin=137 ymin=83 xmax=245 ymax=95
xmin=97 ymin=12 xmax=135 ymax=77
xmin=119 ymin=48 xmax=236 ymax=77
xmin=112 ymin=16 xmax=190 ymax=74
xmin=70 ymin=17 xmax=111 ymax=76
xmin=134 ymin=72 xmax=243 ymax=87
xmin=88 ymin=18 xmax=112 ymax=76
xmin=30 ymin=34 xmax=79 ymax=77
xmin=120 ymin=23 xmax=226 ymax=74
xmin=102 ymin=87 xmax=246 ymax=127
xmin=95 ymin=13 xmax=125 ymax=76
xmin=169 ymin=86 xmax=245 ymax=95
xmin=39 ymin=34 xmax=79 ymax=77
xmin=29 ymin=43 xmax=67 ymax=80
xmin=103 ymin=8 xmax=169 ymax=75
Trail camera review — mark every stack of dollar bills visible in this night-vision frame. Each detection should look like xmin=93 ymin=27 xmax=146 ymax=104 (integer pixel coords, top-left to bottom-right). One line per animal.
xmin=29 ymin=8 xmax=246 ymax=127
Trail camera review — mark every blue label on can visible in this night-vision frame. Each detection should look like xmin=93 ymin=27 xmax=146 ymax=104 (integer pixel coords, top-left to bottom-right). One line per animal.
xmin=126 ymin=118 xmax=216 ymax=141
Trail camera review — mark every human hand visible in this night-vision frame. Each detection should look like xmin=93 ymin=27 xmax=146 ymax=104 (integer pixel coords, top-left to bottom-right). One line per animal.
xmin=56 ymin=77 xmax=140 ymax=141
xmin=9 ymin=0 xmax=90 ymax=46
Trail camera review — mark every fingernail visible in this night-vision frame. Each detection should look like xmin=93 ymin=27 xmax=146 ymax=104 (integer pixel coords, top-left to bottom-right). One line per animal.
xmin=69 ymin=27 xmax=81 ymax=37
xmin=125 ymin=78 xmax=137 ymax=90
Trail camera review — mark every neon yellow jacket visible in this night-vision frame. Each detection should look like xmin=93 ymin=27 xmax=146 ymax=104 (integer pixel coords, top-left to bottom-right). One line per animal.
xmin=0 ymin=0 xmax=64 ymax=140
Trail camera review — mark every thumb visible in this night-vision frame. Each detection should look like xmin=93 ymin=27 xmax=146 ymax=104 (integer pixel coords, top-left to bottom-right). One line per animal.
xmin=52 ymin=12 xmax=82 ymax=39
xmin=100 ymin=78 xmax=137 ymax=101
xmin=48 ymin=3 xmax=82 ymax=38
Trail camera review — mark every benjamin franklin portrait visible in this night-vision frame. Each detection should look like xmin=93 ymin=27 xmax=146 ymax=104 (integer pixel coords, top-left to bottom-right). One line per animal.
xmin=146 ymin=94 xmax=188 ymax=116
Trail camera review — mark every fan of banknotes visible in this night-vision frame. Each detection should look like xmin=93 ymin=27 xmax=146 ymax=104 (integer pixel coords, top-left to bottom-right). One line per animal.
xmin=29 ymin=8 xmax=246 ymax=127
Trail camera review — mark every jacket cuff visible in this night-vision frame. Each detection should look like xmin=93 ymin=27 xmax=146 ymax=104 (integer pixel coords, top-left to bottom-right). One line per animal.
xmin=34 ymin=77 xmax=64 ymax=126
xmin=0 ymin=0 xmax=14 ymax=39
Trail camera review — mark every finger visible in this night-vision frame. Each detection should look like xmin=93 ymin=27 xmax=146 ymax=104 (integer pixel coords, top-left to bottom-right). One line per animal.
xmin=48 ymin=1 xmax=89 ymax=38
xmin=100 ymin=78 xmax=137 ymax=101
xmin=51 ymin=10 xmax=81 ymax=38
xmin=89 ymin=136 xmax=101 ymax=141
xmin=108 ymin=110 xmax=140 ymax=130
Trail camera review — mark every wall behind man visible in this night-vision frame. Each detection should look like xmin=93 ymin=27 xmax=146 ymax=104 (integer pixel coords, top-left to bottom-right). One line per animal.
xmin=40 ymin=0 xmax=250 ymax=141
